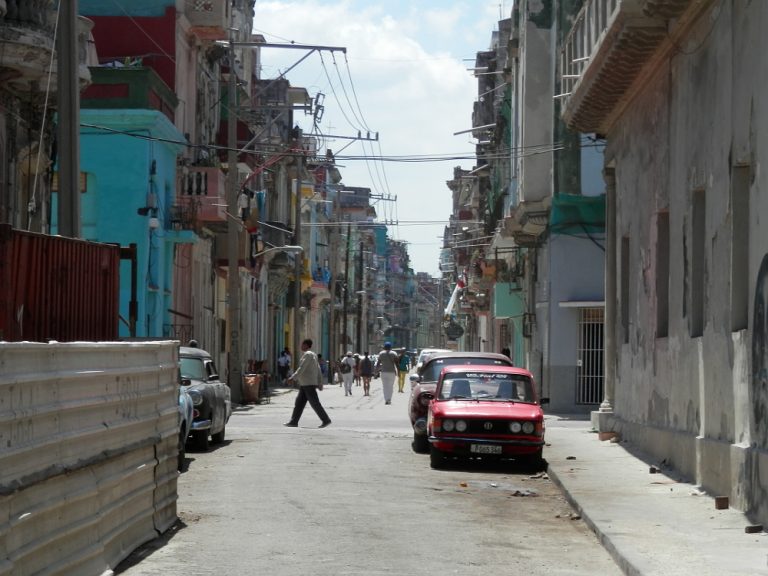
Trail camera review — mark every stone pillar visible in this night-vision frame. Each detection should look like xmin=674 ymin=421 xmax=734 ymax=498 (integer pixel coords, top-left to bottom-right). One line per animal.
xmin=593 ymin=166 xmax=616 ymax=430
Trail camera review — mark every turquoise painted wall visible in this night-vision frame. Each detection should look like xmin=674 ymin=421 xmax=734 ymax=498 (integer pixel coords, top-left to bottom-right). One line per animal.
xmin=72 ymin=109 xmax=187 ymax=338
xmin=79 ymin=0 xmax=173 ymax=17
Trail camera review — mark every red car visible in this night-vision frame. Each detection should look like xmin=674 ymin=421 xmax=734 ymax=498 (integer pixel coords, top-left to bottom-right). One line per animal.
xmin=427 ymin=365 xmax=548 ymax=469
xmin=408 ymin=352 xmax=514 ymax=453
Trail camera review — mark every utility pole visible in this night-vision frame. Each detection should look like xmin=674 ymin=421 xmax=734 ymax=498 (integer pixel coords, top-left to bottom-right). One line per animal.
xmin=341 ymin=222 xmax=351 ymax=354
xmin=356 ymin=240 xmax=363 ymax=352
xmin=226 ymin=35 xmax=242 ymax=403
xmin=57 ymin=0 xmax=80 ymax=237
xmin=327 ymin=214 xmax=338 ymax=382
xmin=292 ymin=128 xmax=303 ymax=365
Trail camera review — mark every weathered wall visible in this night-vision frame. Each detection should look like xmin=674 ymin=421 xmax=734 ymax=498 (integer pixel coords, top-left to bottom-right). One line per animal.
xmin=518 ymin=0 xmax=554 ymax=203
xmin=0 ymin=341 xmax=179 ymax=575
xmin=603 ymin=1 xmax=768 ymax=524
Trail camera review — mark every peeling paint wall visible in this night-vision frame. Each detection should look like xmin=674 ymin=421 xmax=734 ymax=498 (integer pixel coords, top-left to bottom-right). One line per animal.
xmin=605 ymin=1 xmax=768 ymax=523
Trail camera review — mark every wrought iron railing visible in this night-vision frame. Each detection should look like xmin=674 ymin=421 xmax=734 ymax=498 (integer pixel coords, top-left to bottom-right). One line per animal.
xmin=2 ymin=0 xmax=54 ymax=30
xmin=559 ymin=0 xmax=621 ymax=101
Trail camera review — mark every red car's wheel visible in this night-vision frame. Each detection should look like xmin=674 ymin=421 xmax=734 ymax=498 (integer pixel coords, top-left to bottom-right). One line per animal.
xmin=429 ymin=446 xmax=445 ymax=469
xmin=412 ymin=433 xmax=429 ymax=454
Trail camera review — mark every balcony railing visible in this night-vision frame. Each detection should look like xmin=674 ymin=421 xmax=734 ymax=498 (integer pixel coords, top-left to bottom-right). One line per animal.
xmin=0 ymin=2 xmax=94 ymax=94
xmin=167 ymin=203 xmax=198 ymax=231
xmin=3 ymin=0 xmax=52 ymax=29
xmin=178 ymin=165 xmax=227 ymax=226
xmin=559 ymin=0 xmax=705 ymax=134
xmin=185 ymin=0 xmax=229 ymax=40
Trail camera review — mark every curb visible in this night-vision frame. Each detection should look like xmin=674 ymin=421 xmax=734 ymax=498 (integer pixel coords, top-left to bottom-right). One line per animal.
xmin=546 ymin=463 xmax=642 ymax=576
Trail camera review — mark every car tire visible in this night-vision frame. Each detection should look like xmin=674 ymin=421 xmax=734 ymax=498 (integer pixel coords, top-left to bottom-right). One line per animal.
xmin=518 ymin=450 xmax=545 ymax=472
xmin=212 ymin=425 xmax=226 ymax=444
xmin=177 ymin=428 xmax=187 ymax=472
xmin=429 ymin=446 xmax=445 ymax=469
xmin=194 ymin=429 xmax=209 ymax=451
xmin=412 ymin=433 xmax=429 ymax=454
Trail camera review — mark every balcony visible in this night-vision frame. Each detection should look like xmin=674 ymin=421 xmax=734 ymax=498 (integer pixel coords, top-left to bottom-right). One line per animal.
xmin=185 ymin=0 xmax=230 ymax=41
xmin=82 ymin=67 xmax=178 ymax=123
xmin=0 ymin=3 xmax=94 ymax=95
xmin=167 ymin=203 xmax=198 ymax=232
xmin=178 ymin=165 xmax=227 ymax=229
xmin=559 ymin=0 xmax=703 ymax=134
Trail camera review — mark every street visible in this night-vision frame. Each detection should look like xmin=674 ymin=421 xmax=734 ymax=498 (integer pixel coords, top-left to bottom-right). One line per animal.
xmin=116 ymin=380 xmax=621 ymax=576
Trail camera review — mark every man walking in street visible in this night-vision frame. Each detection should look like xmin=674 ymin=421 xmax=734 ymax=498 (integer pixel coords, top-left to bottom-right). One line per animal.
xmin=277 ymin=348 xmax=291 ymax=385
xmin=284 ymin=339 xmax=332 ymax=428
xmin=360 ymin=351 xmax=373 ymax=396
xmin=376 ymin=341 xmax=399 ymax=405
xmin=340 ymin=351 xmax=356 ymax=396
xmin=396 ymin=349 xmax=410 ymax=393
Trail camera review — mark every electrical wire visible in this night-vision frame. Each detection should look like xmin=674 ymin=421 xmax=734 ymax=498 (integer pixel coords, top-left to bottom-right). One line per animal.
xmin=28 ymin=4 xmax=59 ymax=225
xmin=80 ymin=122 xmax=601 ymax=162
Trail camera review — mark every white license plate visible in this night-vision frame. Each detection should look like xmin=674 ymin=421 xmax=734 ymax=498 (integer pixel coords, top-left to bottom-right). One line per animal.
xmin=470 ymin=444 xmax=502 ymax=454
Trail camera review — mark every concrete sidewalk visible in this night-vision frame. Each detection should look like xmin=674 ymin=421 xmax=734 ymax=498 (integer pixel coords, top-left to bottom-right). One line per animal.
xmin=545 ymin=416 xmax=768 ymax=576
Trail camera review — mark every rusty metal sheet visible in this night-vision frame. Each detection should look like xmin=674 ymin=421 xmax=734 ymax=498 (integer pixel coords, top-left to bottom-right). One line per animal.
xmin=0 ymin=225 xmax=120 ymax=342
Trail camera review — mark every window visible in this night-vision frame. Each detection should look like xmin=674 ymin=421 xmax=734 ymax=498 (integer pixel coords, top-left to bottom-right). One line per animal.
xmin=731 ymin=166 xmax=749 ymax=331
xmin=621 ymin=236 xmax=630 ymax=344
xmin=690 ymin=190 xmax=705 ymax=337
xmin=656 ymin=212 xmax=670 ymax=338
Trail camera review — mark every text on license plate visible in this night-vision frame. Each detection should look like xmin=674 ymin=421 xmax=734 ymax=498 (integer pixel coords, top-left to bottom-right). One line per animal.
xmin=470 ymin=444 xmax=502 ymax=454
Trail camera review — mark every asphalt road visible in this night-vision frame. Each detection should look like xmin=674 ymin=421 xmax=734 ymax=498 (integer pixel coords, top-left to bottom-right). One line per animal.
xmin=115 ymin=380 xmax=621 ymax=576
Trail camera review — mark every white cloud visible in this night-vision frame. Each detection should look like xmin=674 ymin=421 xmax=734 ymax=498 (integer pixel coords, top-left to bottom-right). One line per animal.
xmin=253 ymin=0 xmax=500 ymax=274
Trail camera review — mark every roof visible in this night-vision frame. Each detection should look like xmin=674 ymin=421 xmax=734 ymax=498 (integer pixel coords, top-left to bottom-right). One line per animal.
xmin=438 ymin=364 xmax=533 ymax=377
xmin=179 ymin=346 xmax=213 ymax=359
xmin=426 ymin=351 xmax=511 ymax=362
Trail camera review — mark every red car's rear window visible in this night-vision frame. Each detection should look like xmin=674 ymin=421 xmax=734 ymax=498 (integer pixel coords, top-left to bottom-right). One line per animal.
xmin=420 ymin=357 xmax=512 ymax=382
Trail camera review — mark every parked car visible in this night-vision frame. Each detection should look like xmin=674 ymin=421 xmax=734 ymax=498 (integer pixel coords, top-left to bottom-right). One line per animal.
xmin=177 ymin=386 xmax=193 ymax=471
xmin=414 ymin=347 xmax=451 ymax=373
xmin=427 ymin=365 xmax=548 ymax=469
xmin=179 ymin=346 xmax=232 ymax=451
xmin=408 ymin=352 xmax=513 ymax=453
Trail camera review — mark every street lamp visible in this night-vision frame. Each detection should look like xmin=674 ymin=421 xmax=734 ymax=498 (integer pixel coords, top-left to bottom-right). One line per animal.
xmin=254 ymin=245 xmax=303 ymax=259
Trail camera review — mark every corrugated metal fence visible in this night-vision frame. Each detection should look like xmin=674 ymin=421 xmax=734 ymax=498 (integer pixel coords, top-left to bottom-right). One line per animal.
xmin=0 ymin=341 xmax=179 ymax=575
xmin=0 ymin=225 xmax=120 ymax=342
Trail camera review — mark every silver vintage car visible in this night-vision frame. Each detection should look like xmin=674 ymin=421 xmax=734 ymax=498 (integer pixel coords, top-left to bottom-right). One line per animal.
xmin=179 ymin=346 xmax=232 ymax=451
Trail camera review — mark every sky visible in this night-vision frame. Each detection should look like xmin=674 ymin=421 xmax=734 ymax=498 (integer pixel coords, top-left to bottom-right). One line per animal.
xmin=252 ymin=1 xmax=505 ymax=276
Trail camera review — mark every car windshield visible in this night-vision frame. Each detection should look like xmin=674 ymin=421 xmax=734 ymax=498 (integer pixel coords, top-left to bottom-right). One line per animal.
xmin=438 ymin=373 xmax=535 ymax=403
xmin=420 ymin=357 xmax=510 ymax=382
xmin=180 ymin=357 xmax=205 ymax=380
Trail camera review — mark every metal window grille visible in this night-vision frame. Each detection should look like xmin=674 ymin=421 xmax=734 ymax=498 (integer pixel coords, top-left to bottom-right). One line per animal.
xmin=576 ymin=307 xmax=604 ymax=404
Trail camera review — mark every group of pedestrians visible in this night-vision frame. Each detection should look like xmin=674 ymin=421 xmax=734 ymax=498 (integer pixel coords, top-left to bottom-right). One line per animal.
xmin=280 ymin=339 xmax=413 ymax=428
xmin=335 ymin=342 xmax=410 ymax=404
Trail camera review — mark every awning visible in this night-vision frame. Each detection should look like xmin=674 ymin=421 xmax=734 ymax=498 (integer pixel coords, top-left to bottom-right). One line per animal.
xmin=558 ymin=300 xmax=605 ymax=308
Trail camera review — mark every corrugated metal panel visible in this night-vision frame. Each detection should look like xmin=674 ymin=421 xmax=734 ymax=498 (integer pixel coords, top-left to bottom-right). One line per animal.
xmin=0 ymin=341 xmax=179 ymax=575
xmin=0 ymin=225 xmax=120 ymax=342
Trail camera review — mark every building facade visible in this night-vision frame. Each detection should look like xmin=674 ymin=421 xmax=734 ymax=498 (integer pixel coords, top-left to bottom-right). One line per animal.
xmin=561 ymin=0 xmax=768 ymax=525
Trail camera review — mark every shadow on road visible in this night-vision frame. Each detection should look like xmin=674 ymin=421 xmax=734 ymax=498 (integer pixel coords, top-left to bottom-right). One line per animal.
xmin=113 ymin=519 xmax=187 ymax=574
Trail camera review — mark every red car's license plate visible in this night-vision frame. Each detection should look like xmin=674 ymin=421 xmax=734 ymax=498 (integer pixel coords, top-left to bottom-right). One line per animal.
xmin=470 ymin=444 xmax=502 ymax=454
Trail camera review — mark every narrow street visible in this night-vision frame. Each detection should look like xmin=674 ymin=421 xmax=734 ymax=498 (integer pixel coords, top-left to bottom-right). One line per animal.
xmin=116 ymin=381 xmax=620 ymax=576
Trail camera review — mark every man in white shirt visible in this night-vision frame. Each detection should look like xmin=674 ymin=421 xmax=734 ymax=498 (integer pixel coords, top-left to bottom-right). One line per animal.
xmin=376 ymin=342 xmax=399 ymax=405
xmin=284 ymin=339 xmax=331 ymax=428
xmin=340 ymin=351 xmax=356 ymax=396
